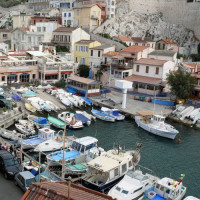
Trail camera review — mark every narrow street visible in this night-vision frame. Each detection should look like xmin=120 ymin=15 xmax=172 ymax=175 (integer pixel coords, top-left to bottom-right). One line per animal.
xmin=0 ymin=173 xmax=24 ymax=200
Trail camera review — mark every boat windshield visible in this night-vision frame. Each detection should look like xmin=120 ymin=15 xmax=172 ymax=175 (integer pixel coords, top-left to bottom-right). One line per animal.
xmin=115 ymin=186 xmax=121 ymax=191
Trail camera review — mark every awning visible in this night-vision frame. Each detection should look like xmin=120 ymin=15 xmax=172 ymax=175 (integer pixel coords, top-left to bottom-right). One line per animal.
xmin=45 ymin=73 xmax=58 ymax=76
xmin=61 ymin=71 xmax=73 ymax=74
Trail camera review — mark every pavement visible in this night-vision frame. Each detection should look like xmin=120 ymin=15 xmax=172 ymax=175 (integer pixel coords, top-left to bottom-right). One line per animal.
xmin=90 ymin=91 xmax=173 ymax=117
xmin=0 ymin=172 xmax=24 ymax=200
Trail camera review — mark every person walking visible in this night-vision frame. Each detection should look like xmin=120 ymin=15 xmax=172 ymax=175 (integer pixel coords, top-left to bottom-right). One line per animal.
xmin=9 ymin=145 xmax=13 ymax=155
xmin=13 ymin=145 xmax=17 ymax=157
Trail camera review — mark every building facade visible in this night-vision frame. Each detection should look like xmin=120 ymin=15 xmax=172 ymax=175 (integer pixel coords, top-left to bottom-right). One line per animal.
xmin=106 ymin=0 xmax=115 ymax=18
xmin=0 ymin=29 xmax=12 ymax=43
xmin=62 ymin=10 xmax=74 ymax=26
xmin=74 ymin=40 xmax=101 ymax=65
xmin=28 ymin=0 xmax=50 ymax=11
xmin=12 ymin=14 xmax=32 ymax=29
xmin=73 ymin=4 xmax=101 ymax=32
xmin=131 ymin=37 xmax=156 ymax=49
xmin=113 ymin=36 xmax=134 ymax=46
xmin=156 ymin=39 xmax=178 ymax=50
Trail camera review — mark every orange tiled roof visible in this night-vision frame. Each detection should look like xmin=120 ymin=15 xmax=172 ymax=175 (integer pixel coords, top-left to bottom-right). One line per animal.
xmin=134 ymin=58 xmax=167 ymax=66
xmin=114 ymin=36 xmax=133 ymax=42
xmin=104 ymin=51 xmax=119 ymax=56
xmin=160 ymin=39 xmax=177 ymax=45
xmin=121 ymin=45 xmax=148 ymax=53
xmin=125 ymin=74 xmax=162 ymax=85
xmin=21 ymin=182 xmax=116 ymax=200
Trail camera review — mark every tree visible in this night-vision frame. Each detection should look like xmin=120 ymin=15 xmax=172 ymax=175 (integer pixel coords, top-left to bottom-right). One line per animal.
xmin=78 ymin=65 xmax=90 ymax=78
xmin=166 ymin=66 xmax=196 ymax=100
xmin=55 ymin=79 xmax=66 ymax=88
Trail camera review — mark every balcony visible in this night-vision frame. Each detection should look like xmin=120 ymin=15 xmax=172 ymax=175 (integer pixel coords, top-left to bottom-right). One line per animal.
xmin=91 ymin=15 xmax=99 ymax=19
xmin=51 ymin=39 xmax=71 ymax=44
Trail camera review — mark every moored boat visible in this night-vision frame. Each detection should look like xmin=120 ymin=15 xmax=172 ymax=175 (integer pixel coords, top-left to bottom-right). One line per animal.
xmin=74 ymin=113 xmax=91 ymax=126
xmin=12 ymin=94 xmax=21 ymax=101
xmin=15 ymin=123 xmax=36 ymax=136
xmin=0 ymin=128 xmax=23 ymax=141
xmin=48 ymin=115 xmax=65 ymax=129
xmin=28 ymin=115 xmax=50 ymax=128
xmin=91 ymin=109 xmax=115 ymax=122
xmin=101 ymin=107 xmax=125 ymax=121
xmin=135 ymin=110 xmax=179 ymax=140
xmin=25 ymin=103 xmax=36 ymax=113
xmin=22 ymin=91 xmax=37 ymax=98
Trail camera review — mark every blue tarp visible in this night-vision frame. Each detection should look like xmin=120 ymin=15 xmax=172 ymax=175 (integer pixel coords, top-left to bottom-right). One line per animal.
xmin=151 ymin=99 xmax=175 ymax=106
xmin=67 ymin=87 xmax=76 ymax=94
xmin=74 ymin=113 xmax=91 ymax=124
xmin=12 ymin=94 xmax=21 ymax=101
xmin=81 ymin=97 xmax=92 ymax=105
xmin=34 ymin=117 xmax=48 ymax=125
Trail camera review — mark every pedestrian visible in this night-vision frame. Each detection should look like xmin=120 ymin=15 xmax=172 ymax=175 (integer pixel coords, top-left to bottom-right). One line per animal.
xmin=9 ymin=145 xmax=13 ymax=155
xmin=13 ymin=145 xmax=17 ymax=157
xmin=3 ymin=143 xmax=8 ymax=151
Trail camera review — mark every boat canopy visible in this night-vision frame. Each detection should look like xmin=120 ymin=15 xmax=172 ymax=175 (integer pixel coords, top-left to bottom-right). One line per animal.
xmin=34 ymin=117 xmax=48 ymax=125
xmin=74 ymin=136 xmax=98 ymax=146
xmin=136 ymin=110 xmax=153 ymax=116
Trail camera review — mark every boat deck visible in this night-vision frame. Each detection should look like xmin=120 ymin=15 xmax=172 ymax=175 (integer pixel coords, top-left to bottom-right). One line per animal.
xmin=23 ymin=137 xmax=44 ymax=145
xmin=49 ymin=150 xmax=80 ymax=161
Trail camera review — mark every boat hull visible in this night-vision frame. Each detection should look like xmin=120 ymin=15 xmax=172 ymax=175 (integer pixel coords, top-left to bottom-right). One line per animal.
xmin=82 ymin=175 xmax=124 ymax=192
xmin=135 ymin=116 xmax=177 ymax=140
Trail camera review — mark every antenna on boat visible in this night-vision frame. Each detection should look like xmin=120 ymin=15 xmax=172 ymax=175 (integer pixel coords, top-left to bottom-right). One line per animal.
xmin=61 ymin=115 xmax=67 ymax=179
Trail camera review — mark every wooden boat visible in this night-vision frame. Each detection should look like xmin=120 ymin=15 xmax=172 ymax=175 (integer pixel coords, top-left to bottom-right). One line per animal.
xmin=25 ymin=103 xmax=36 ymax=113
xmin=47 ymin=116 xmax=65 ymax=129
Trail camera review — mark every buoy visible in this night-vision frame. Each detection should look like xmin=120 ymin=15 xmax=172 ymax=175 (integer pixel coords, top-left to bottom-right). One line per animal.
xmin=177 ymin=138 xmax=181 ymax=143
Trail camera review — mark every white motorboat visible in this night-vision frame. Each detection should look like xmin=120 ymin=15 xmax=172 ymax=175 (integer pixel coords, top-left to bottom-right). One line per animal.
xmin=76 ymin=111 xmax=96 ymax=121
xmin=31 ymin=101 xmax=42 ymax=111
xmin=82 ymin=144 xmax=141 ymax=192
xmin=178 ymin=106 xmax=194 ymax=121
xmin=146 ymin=176 xmax=187 ymax=200
xmin=172 ymin=105 xmax=185 ymax=116
xmin=58 ymin=112 xmax=83 ymax=129
xmin=184 ymin=196 xmax=200 ymax=200
xmin=0 ymin=129 xmax=23 ymax=141
xmin=91 ymin=109 xmax=115 ymax=122
xmin=21 ymin=128 xmax=55 ymax=149
xmin=101 ymin=107 xmax=125 ymax=121
xmin=188 ymin=108 xmax=200 ymax=120
xmin=28 ymin=115 xmax=50 ymax=128
xmin=16 ymin=87 xmax=29 ymax=94
xmin=67 ymin=95 xmax=79 ymax=107
xmin=59 ymin=94 xmax=72 ymax=107
xmin=15 ymin=123 xmax=36 ymax=136
xmin=192 ymin=112 xmax=200 ymax=125
xmin=135 ymin=111 xmax=179 ymax=140
xmin=46 ymin=100 xmax=59 ymax=111
xmin=72 ymin=95 xmax=85 ymax=107
xmin=39 ymin=100 xmax=51 ymax=112
xmin=108 ymin=169 xmax=159 ymax=200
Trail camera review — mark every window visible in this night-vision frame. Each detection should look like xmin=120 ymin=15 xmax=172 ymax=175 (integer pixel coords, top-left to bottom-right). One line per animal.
xmin=160 ymin=186 xmax=164 ymax=191
xmin=122 ymin=164 xmax=127 ymax=173
xmin=68 ymin=12 xmax=71 ymax=17
xmin=33 ymin=19 xmax=36 ymax=25
xmin=92 ymin=20 xmax=97 ymax=26
xmin=98 ymin=50 xmax=101 ymax=57
xmin=32 ymin=74 xmax=36 ymax=79
xmin=116 ymin=186 xmax=121 ymax=191
xmin=112 ymin=1 xmax=115 ymax=5
xmin=133 ymin=187 xmax=143 ymax=193
xmin=64 ymin=13 xmax=67 ymax=17
xmin=86 ymin=46 xmax=88 ymax=52
xmin=28 ymin=37 xmax=31 ymax=42
xmin=155 ymin=67 xmax=159 ymax=74
xmin=75 ymin=57 xmax=78 ymax=63
xmin=135 ymin=43 xmax=138 ymax=46
xmin=43 ymin=27 xmax=46 ymax=32
xmin=2 ymin=34 xmax=7 ymax=39
xmin=37 ymin=27 xmax=41 ymax=32
xmin=1 ymin=76 xmax=5 ymax=81
xmin=123 ymin=72 xmax=129 ymax=78
xmin=114 ymin=168 xmax=119 ymax=177
xmin=38 ymin=37 xmax=41 ymax=42
xmin=146 ymin=66 xmax=149 ymax=73
xmin=122 ymin=190 xmax=128 ymax=195
xmin=136 ymin=65 xmax=140 ymax=72
xmin=91 ymin=50 xmax=93 ymax=56
xmin=76 ymin=45 xmax=78 ymax=51
xmin=77 ymin=10 xmax=79 ymax=16
xmin=163 ymin=44 xmax=165 ymax=49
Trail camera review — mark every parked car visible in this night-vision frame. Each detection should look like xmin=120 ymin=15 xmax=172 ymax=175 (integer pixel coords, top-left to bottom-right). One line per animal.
xmin=14 ymin=171 xmax=36 ymax=192
xmin=0 ymin=150 xmax=23 ymax=179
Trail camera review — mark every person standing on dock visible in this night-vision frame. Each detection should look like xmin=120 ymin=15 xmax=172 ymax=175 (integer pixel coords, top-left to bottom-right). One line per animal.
xmin=9 ymin=145 xmax=13 ymax=155
xmin=13 ymin=145 xmax=17 ymax=157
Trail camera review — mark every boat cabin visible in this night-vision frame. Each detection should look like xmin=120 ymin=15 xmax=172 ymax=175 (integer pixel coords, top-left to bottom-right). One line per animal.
xmin=71 ymin=136 xmax=98 ymax=154
xmin=38 ymin=128 xmax=55 ymax=140
xmin=152 ymin=115 xmax=165 ymax=124
xmin=154 ymin=177 xmax=186 ymax=199
xmin=84 ymin=150 xmax=134 ymax=188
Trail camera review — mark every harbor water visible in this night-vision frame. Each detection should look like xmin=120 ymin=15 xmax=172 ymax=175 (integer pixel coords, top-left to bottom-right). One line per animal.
xmin=66 ymin=116 xmax=200 ymax=197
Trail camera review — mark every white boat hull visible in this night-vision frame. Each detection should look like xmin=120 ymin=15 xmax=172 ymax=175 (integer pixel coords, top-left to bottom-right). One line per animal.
xmin=135 ymin=116 xmax=178 ymax=140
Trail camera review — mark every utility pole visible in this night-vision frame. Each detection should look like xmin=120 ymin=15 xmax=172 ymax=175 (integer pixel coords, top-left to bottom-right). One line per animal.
xmin=62 ymin=115 xmax=67 ymax=179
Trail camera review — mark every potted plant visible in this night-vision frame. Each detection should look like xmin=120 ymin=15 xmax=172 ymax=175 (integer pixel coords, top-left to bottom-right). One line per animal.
xmin=2 ymin=107 xmax=7 ymax=115
xmin=13 ymin=103 xmax=18 ymax=111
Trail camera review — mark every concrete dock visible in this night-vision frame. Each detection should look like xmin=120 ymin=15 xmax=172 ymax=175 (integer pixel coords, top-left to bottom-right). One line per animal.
xmin=89 ymin=91 xmax=173 ymax=119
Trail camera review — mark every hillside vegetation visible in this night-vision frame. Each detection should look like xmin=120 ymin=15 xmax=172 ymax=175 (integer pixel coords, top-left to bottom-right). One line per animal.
xmin=0 ymin=0 xmax=26 ymax=8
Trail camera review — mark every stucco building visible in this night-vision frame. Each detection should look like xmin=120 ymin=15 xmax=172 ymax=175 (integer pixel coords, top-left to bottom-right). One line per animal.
xmin=12 ymin=14 xmax=32 ymax=29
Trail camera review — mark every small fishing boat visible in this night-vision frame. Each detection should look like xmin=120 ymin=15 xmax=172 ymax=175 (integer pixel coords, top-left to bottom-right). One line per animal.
xmin=82 ymin=144 xmax=141 ymax=192
xmin=18 ymin=119 xmax=34 ymax=127
xmin=74 ymin=113 xmax=91 ymax=126
xmin=108 ymin=168 xmax=159 ymax=200
xmin=91 ymin=109 xmax=115 ymax=122
xmin=145 ymin=176 xmax=187 ymax=200
xmin=68 ymin=95 xmax=79 ymax=107
xmin=48 ymin=116 xmax=65 ymax=129
xmin=101 ymin=107 xmax=125 ymax=121
xmin=76 ymin=111 xmax=96 ymax=121
xmin=46 ymin=101 xmax=59 ymax=111
xmin=58 ymin=112 xmax=83 ymax=129
xmin=39 ymin=100 xmax=51 ymax=112
xmin=25 ymin=103 xmax=36 ymax=113
xmin=12 ymin=94 xmax=21 ymax=101
xmin=188 ymin=108 xmax=200 ymax=120
xmin=81 ymin=97 xmax=92 ymax=106
xmin=31 ymin=101 xmax=42 ymax=112
xmin=73 ymin=95 xmax=85 ymax=107
xmin=21 ymin=128 xmax=55 ymax=149
xmin=28 ymin=115 xmax=50 ymax=128
xmin=135 ymin=111 xmax=179 ymax=140
xmin=22 ymin=91 xmax=37 ymax=98
xmin=178 ymin=106 xmax=194 ymax=121
xmin=172 ymin=105 xmax=185 ymax=116
xmin=59 ymin=95 xmax=72 ymax=107
xmin=15 ymin=123 xmax=36 ymax=136
xmin=0 ymin=129 xmax=23 ymax=141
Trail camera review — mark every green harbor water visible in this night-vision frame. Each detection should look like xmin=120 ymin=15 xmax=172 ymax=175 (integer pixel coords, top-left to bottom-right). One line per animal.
xmin=65 ymin=115 xmax=200 ymax=198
